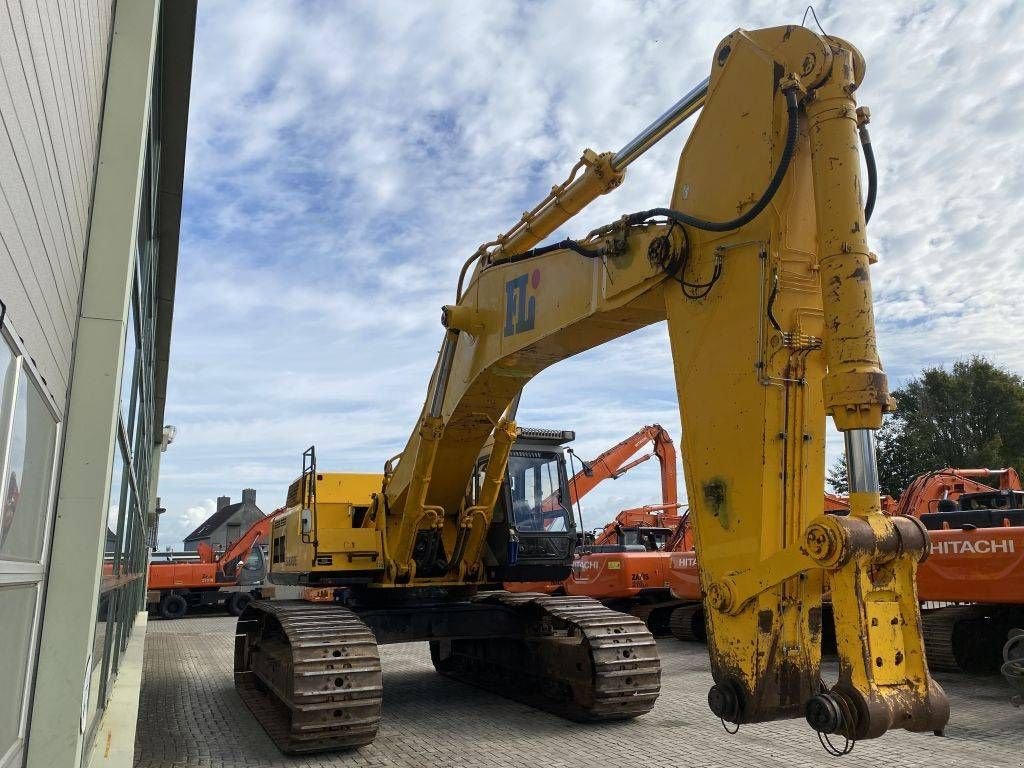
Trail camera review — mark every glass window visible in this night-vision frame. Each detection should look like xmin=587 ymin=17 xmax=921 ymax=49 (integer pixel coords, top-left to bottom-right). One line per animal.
xmin=0 ymin=583 xmax=38 ymax=758
xmin=1 ymin=373 xmax=58 ymax=563
xmin=86 ymin=590 xmax=111 ymax=726
xmin=120 ymin=300 xmax=138 ymax=444
xmin=104 ymin=448 xmax=124 ymax=575
xmin=506 ymin=452 xmax=570 ymax=532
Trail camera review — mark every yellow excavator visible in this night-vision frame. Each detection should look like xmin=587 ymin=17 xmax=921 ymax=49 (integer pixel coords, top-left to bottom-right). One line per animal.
xmin=234 ymin=23 xmax=950 ymax=754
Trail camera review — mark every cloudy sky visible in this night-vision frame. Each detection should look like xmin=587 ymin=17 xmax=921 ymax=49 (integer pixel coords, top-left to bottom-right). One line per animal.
xmin=156 ymin=0 xmax=1024 ymax=548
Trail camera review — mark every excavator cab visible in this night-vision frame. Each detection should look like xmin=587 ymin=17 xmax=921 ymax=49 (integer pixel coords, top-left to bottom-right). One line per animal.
xmin=235 ymin=546 xmax=267 ymax=587
xmin=479 ymin=427 xmax=577 ymax=584
xmin=620 ymin=526 xmax=675 ymax=552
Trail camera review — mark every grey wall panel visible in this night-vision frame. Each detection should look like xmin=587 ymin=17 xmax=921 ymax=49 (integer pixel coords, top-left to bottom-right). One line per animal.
xmin=0 ymin=0 xmax=116 ymax=413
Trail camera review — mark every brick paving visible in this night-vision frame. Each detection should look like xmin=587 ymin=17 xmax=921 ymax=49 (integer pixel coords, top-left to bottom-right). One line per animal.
xmin=135 ymin=615 xmax=1023 ymax=768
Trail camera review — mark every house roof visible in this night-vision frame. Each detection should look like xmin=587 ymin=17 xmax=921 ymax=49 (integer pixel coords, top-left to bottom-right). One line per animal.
xmin=183 ymin=502 xmax=243 ymax=542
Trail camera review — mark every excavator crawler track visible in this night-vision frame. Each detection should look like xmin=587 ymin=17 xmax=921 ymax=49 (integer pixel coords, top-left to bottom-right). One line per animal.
xmin=922 ymin=605 xmax=984 ymax=672
xmin=668 ymin=602 xmax=706 ymax=642
xmin=430 ymin=592 xmax=661 ymax=720
xmin=234 ymin=600 xmax=383 ymax=754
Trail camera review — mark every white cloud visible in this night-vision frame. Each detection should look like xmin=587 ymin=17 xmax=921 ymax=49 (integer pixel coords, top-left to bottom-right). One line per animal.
xmin=158 ymin=499 xmax=217 ymax=551
xmin=157 ymin=0 xmax=1024 ymax=547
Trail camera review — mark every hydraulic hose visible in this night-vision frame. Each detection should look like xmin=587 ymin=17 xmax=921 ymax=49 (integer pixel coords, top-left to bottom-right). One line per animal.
xmin=859 ymin=123 xmax=876 ymax=223
xmin=624 ymin=85 xmax=801 ymax=233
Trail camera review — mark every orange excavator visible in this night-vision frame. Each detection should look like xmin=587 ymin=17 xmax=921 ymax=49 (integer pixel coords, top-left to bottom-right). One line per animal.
xmin=147 ymin=510 xmax=279 ymax=619
xmin=565 ymin=503 xmax=686 ymax=634
xmin=892 ymin=468 xmax=1024 ymax=672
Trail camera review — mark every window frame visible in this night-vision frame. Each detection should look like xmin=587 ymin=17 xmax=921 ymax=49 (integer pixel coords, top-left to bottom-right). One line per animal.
xmin=0 ymin=324 xmax=63 ymax=768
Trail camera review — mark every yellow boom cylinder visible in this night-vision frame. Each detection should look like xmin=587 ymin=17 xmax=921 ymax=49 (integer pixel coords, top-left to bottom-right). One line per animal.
xmin=805 ymin=48 xmax=888 ymax=433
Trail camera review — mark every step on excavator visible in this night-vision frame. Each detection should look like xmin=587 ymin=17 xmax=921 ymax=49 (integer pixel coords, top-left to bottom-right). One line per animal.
xmin=233 ymin=23 xmax=949 ymax=754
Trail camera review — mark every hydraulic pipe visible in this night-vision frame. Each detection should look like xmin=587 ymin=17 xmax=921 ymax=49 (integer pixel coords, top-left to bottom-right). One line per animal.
xmin=487 ymin=77 xmax=709 ymax=263
xmin=611 ymin=77 xmax=709 ymax=171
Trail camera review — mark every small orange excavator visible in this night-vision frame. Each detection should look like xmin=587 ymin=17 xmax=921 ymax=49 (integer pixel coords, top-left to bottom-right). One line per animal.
xmin=895 ymin=468 xmax=1024 ymax=672
xmin=147 ymin=510 xmax=279 ymax=619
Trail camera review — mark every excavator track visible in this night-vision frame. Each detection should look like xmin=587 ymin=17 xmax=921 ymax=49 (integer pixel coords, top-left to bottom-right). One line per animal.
xmin=668 ymin=602 xmax=706 ymax=642
xmin=234 ymin=600 xmax=383 ymax=754
xmin=430 ymin=592 xmax=661 ymax=721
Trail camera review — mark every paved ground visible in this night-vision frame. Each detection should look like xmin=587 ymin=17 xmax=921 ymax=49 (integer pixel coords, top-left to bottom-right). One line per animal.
xmin=135 ymin=614 xmax=1023 ymax=768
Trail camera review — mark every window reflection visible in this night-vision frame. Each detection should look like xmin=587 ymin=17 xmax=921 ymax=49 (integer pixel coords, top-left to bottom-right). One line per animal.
xmin=506 ymin=452 xmax=570 ymax=533
xmin=0 ymin=584 xmax=37 ymax=758
xmin=1 ymin=373 xmax=58 ymax=562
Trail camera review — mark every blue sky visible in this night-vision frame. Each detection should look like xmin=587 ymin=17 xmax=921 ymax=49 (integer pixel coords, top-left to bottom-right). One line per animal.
xmin=156 ymin=0 xmax=1024 ymax=548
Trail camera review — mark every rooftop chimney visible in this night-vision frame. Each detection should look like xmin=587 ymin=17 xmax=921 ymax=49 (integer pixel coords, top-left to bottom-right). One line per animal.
xmin=242 ymin=488 xmax=256 ymax=505
xmin=217 ymin=496 xmax=231 ymax=511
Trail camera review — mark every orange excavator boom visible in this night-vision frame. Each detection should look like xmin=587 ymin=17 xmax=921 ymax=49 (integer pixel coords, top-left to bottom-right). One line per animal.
xmin=567 ymin=424 xmax=677 ymax=506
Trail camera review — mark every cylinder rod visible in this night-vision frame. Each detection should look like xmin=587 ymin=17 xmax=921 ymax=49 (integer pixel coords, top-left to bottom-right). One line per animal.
xmin=611 ymin=76 xmax=710 ymax=171
xmin=429 ymin=330 xmax=459 ymax=418
xmin=844 ymin=429 xmax=880 ymax=494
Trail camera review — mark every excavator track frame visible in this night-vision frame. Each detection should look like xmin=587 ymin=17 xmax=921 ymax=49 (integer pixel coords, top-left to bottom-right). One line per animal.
xmin=431 ymin=592 xmax=661 ymax=721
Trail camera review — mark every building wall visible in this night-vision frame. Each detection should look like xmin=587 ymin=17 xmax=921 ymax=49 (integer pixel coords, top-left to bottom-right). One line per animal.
xmin=0 ymin=3 xmax=115 ymax=768
xmin=212 ymin=503 xmax=265 ymax=551
xmin=0 ymin=2 xmax=196 ymax=767
xmin=0 ymin=0 xmax=115 ymax=413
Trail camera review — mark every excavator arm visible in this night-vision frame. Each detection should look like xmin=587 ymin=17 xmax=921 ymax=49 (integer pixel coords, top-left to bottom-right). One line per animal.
xmin=566 ymin=424 xmax=677 ymax=506
xmin=374 ymin=25 xmax=947 ymax=741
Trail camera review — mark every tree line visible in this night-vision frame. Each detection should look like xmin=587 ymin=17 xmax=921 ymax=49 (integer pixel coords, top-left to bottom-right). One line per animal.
xmin=827 ymin=357 xmax=1024 ymax=498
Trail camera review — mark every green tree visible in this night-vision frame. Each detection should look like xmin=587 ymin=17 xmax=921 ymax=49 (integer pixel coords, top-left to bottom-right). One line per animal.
xmin=826 ymin=357 xmax=1024 ymax=498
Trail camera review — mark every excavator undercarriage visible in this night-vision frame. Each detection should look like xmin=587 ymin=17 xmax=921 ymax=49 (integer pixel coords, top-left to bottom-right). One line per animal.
xmin=235 ymin=591 xmax=659 ymax=754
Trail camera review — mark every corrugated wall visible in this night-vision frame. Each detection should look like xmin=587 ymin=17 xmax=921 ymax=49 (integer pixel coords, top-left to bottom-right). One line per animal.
xmin=0 ymin=0 xmax=115 ymax=412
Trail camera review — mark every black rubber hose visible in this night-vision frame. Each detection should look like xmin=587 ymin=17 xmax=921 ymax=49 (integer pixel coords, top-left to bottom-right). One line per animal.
xmin=624 ymin=86 xmax=801 ymax=233
xmin=859 ymin=124 xmax=876 ymax=224
xmin=499 ymin=237 xmax=603 ymax=265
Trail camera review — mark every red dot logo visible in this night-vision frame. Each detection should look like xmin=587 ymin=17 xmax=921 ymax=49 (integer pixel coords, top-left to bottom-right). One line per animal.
xmin=531 ymin=269 xmax=541 ymax=289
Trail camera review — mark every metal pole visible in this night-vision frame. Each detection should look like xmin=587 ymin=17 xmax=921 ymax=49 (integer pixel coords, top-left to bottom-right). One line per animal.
xmin=611 ymin=76 xmax=710 ymax=171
